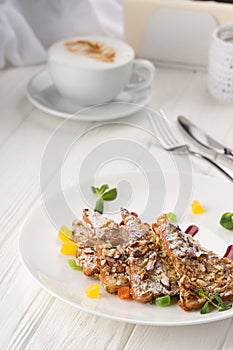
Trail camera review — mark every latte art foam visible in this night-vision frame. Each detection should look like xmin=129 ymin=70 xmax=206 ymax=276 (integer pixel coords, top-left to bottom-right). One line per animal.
xmin=48 ymin=36 xmax=134 ymax=69
xmin=64 ymin=40 xmax=116 ymax=63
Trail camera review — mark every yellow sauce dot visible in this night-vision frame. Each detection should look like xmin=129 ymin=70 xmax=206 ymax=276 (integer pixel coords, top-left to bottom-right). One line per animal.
xmin=191 ymin=200 xmax=205 ymax=214
xmin=85 ymin=283 xmax=100 ymax=298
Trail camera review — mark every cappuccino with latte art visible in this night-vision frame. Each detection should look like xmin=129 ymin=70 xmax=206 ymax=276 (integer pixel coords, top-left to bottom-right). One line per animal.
xmin=48 ymin=36 xmax=155 ymax=106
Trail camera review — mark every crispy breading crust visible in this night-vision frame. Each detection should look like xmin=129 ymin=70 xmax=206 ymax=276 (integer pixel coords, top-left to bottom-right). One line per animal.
xmin=121 ymin=208 xmax=179 ymax=303
xmin=155 ymin=214 xmax=233 ymax=311
xmin=72 ymin=219 xmax=99 ymax=278
xmin=83 ymin=209 xmax=130 ymax=294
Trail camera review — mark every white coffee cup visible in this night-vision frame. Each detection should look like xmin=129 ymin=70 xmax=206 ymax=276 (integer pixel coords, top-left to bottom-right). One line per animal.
xmin=48 ymin=36 xmax=155 ymax=106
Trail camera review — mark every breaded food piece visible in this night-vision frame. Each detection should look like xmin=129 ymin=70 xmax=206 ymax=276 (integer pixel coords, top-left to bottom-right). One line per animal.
xmin=121 ymin=208 xmax=179 ymax=303
xmin=82 ymin=208 xmax=110 ymax=229
xmin=83 ymin=209 xmax=130 ymax=294
xmin=72 ymin=219 xmax=99 ymax=278
xmin=155 ymin=214 xmax=233 ymax=311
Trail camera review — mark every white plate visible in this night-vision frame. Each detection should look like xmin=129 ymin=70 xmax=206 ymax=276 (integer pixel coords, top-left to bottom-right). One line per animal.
xmin=27 ymin=70 xmax=152 ymax=121
xmin=19 ymin=172 xmax=233 ymax=326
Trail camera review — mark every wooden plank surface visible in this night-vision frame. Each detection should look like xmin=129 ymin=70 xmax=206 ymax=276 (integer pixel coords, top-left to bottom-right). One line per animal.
xmin=1 ymin=64 xmax=233 ymax=350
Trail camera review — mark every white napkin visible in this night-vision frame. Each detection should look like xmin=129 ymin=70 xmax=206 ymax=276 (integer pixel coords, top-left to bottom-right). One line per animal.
xmin=0 ymin=0 xmax=123 ymax=68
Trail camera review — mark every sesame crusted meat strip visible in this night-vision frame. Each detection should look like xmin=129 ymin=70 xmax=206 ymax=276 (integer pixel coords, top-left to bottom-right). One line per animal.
xmin=72 ymin=218 xmax=100 ymax=279
xmin=155 ymin=214 xmax=233 ymax=311
xmin=83 ymin=209 xmax=130 ymax=294
xmin=121 ymin=208 xmax=179 ymax=303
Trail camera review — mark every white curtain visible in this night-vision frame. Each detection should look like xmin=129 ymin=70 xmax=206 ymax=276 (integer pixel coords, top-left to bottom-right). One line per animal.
xmin=0 ymin=0 xmax=123 ymax=68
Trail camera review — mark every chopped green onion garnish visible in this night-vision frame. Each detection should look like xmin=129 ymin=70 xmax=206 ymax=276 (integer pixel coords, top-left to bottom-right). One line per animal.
xmin=155 ymin=295 xmax=171 ymax=307
xmin=68 ymin=259 xmax=83 ymax=271
xmin=167 ymin=212 xmax=177 ymax=223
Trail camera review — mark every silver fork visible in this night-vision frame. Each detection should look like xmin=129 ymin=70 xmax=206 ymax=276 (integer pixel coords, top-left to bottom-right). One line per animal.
xmin=148 ymin=111 xmax=233 ymax=182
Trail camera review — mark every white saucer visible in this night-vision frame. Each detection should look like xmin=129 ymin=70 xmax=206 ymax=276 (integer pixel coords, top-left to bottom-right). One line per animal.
xmin=27 ymin=70 xmax=153 ymax=121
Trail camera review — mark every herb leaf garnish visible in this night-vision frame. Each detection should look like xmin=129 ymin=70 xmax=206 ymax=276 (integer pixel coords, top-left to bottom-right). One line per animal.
xmin=102 ymin=188 xmax=117 ymax=201
xmin=200 ymin=301 xmax=210 ymax=314
xmin=92 ymin=184 xmax=117 ymax=214
xmin=98 ymin=184 xmax=109 ymax=195
xmin=91 ymin=186 xmax=98 ymax=195
xmin=197 ymin=290 xmax=232 ymax=314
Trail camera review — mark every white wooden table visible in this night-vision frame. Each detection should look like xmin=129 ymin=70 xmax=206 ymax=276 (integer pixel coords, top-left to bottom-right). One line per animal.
xmin=1 ymin=64 xmax=233 ymax=350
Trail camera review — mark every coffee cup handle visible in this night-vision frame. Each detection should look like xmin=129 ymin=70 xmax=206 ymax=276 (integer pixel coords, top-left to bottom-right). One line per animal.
xmin=125 ymin=59 xmax=155 ymax=91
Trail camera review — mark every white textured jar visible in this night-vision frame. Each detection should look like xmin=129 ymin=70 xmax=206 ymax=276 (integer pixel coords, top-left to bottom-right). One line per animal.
xmin=208 ymin=24 xmax=233 ymax=103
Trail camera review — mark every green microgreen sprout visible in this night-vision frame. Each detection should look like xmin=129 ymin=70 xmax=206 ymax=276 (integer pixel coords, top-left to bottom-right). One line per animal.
xmin=200 ymin=301 xmax=210 ymax=314
xmin=197 ymin=290 xmax=232 ymax=314
xmin=91 ymin=184 xmax=117 ymax=214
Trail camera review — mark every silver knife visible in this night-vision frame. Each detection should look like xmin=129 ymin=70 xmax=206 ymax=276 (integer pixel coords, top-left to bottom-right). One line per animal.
xmin=178 ymin=115 xmax=233 ymax=157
